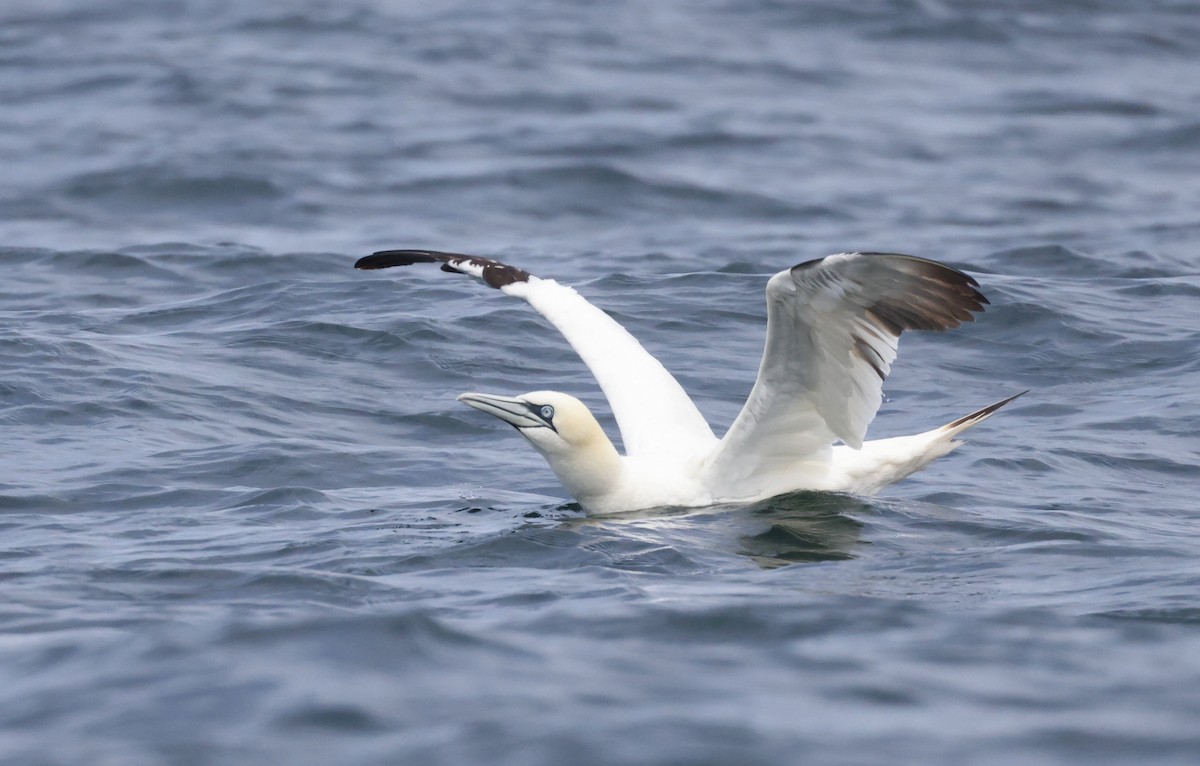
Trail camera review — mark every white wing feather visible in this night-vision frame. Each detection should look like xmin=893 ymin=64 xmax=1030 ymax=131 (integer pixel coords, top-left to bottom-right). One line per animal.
xmin=504 ymin=277 xmax=717 ymax=459
xmin=702 ymin=253 xmax=986 ymax=493
xmin=356 ymin=250 xmax=717 ymax=461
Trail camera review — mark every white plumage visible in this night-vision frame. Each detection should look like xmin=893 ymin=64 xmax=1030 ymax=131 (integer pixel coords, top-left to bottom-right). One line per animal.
xmin=356 ymin=250 xmax=1023 ymax=515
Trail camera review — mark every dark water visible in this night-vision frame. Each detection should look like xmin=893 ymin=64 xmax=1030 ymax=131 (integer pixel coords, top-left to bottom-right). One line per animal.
xmin=3 ymin=1 xmax=1200 ymax=764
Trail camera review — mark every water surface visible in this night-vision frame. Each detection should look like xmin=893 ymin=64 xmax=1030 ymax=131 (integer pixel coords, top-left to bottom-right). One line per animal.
xmin=3 ymin=2 xmax=1200 ymax=764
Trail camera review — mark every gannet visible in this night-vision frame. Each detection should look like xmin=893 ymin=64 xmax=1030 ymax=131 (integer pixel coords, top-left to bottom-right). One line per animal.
xmin=355 ymin=250 xmax=1023 ymax=515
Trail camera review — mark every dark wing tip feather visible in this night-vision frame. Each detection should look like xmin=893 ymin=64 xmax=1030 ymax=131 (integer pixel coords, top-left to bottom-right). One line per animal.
xmin=354 ymin=249 xmax=533 ymax=289
xmin=478 ymin=261 xmax=533 ymax=289
xmin=354 ymin=250 xmax=438 ymax=270
xmin=857 ymin=252 xmax=988 ymax=333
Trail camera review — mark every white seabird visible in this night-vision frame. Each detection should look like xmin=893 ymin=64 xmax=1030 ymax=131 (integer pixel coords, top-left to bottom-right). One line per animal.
xmin=356 ymin=250 xmax=1023 ymax=515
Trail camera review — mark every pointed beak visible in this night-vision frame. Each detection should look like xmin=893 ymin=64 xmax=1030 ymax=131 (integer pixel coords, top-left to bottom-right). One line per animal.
xmin=457 ymin=392 xmax=546 ymax=429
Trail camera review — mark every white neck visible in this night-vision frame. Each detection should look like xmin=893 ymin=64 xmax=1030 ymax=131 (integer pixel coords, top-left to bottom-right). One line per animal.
xmin=540 ymin=427 xmax=624 ymax=509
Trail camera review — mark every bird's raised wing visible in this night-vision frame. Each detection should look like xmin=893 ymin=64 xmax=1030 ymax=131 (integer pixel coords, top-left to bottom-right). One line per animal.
xmin=703 ymin=253 xmax=986 ymax=491
xmin=356 ymin=250 xmax=717 ymax=460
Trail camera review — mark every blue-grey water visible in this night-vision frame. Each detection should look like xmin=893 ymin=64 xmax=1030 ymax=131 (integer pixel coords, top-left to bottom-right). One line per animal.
xmin=3 ymin=1 xmax=1200 ymax=764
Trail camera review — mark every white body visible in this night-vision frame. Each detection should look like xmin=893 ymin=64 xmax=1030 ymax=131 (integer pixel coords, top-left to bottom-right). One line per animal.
xmin=459 ymin=387 xmax=1015 ymax=515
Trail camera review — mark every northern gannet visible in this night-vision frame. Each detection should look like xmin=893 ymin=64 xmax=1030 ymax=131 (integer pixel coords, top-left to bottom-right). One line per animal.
xmin=356 ymin=250 xmax=1023 ymax=515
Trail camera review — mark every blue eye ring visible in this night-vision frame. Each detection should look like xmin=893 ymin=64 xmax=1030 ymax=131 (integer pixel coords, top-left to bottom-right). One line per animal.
xmin=539 ymin=405 xmax=555 ymax=420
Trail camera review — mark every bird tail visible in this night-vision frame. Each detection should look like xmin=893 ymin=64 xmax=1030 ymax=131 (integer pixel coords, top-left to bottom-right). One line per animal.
xmin=832 ymin=391 xmax=1027 ymax=495
xmin=938 ymin=390 xmax=1028 ymax=439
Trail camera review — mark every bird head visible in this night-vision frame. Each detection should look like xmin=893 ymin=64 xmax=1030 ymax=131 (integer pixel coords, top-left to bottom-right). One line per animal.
xmin=456 ymin=390 xmax=607 ymax=456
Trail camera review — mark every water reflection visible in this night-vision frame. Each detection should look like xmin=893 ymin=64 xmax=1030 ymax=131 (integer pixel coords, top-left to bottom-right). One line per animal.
xmin=734 ymin=491 xmax=873 ymax=569
xmin=561 ymin=491 xmax=875 ymax=570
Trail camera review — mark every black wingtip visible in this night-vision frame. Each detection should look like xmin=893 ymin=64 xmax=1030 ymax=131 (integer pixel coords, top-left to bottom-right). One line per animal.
xmin=354 ymin=250 xmax=438 ymax=270
xmin=354 ymin=248 xmax=535 ymax=289
xmin=808 ymin=252 xmax=989 ymax=332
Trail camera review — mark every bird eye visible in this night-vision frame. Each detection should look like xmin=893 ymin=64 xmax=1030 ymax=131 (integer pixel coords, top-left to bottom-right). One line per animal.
xmin=539 ymin=405 xmax=555 ymax=420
